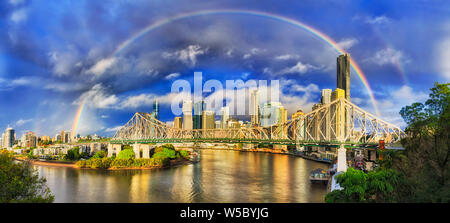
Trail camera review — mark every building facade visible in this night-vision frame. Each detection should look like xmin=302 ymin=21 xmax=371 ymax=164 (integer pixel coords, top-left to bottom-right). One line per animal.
xmin=182 ymin=100 xmax=193 ymax=130
xmin=337 ymin=53 xmax=351 ymax=101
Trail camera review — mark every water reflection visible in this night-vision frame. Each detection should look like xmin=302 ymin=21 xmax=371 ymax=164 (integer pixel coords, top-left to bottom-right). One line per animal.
xmin=36 ymin=150 xmax=329 ymax=203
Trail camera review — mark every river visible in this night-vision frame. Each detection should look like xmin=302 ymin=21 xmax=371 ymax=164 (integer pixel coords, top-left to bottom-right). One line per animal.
xmin=35 ymin=149 xmax=330 ymax=203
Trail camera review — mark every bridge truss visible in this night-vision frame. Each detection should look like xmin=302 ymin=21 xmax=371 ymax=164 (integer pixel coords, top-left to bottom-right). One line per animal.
xmin=112 ymin=98 xmax=406 ymax=148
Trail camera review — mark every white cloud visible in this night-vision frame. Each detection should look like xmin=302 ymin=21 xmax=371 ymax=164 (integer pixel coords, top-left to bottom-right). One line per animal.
xmin=165 ymin=72 xmax=180 ymax=80
xmin=364 ymin=86 xmax=428 ymax=128
xmin=10 ymin=8 xmax=27 ymax=23
xmin=274 ymin=54 xmax=300 ymax=60
xmin=85 ymin=57 xmax=117 ymax=76
xmin=276 ymin=61 xmax=316 ymax=75
xmin=369 ymin=47 xmax=409 ymax=66
xmin=105 ymin=126 xmax=122 ymax=132
xmin=16 ymin=118 xmax=32 ymax=127
xmin=74 ymin=84 xmax=118 ymax=109
xmin=162 ymin=45 xmax=207 ymax=66
xmin=337 ymin=38 xmax=358 ymax=50
xmin=366 ymin=15 xmax=391 ymax=25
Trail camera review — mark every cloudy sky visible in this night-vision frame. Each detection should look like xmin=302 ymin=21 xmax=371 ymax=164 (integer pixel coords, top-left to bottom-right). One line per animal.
xmin=0 ymin=0 xmax=449 ymax=137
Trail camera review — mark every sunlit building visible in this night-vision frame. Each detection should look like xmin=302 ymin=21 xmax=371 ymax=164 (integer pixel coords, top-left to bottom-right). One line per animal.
xmin=174 ymin=117 xmax=182 ymax=129
xmin=4 ymin=127 xmax=15 ymax=148
xmin=250 ymin=89 xmax=260 ymax=126
xmin=182 ymin=100 xmax=193 ymax=130
xmin=202 ymin=110 xmax=215 ymax=129
xmin=220 ymin=106 xmax=229 ymax=129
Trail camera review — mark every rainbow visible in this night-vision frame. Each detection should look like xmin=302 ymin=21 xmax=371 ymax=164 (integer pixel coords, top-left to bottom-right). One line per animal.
xmin=110 ymin=9 xmax=381 ymax=116
xmin=71 ymin=98 xmax=86 ymax=138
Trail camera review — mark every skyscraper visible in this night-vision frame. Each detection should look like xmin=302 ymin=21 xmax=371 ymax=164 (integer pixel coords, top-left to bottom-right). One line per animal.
xmin=182 ymin=100 xmax=193 ymax=130
xmin=337 ymin=53 xmax=351 ymax=101
xmin=4 ymin=127 xmax=15 ymax=148
xmin=261 ymin=102 xmax=284 ymax=127
xmin=193 ymin=101 xmax=206 ymax=129
xmin=250 ymin=89 xmax=260 ymax=126
xmin=202 ymin=111 xmax=215 ymax=129
xmin=220 ymin=106 xmax=229 ymax=129
xmin=174 ymin=117 xmax=182 ymax=129
xmin=321 ymin=89 xmax=332 ymax=104
xmin=152 ymin=100 xmax=159 ymax=120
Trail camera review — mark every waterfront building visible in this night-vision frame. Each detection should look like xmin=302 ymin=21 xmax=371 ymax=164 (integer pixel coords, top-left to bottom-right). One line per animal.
xmin=193 ymin=100 xmax=206 ymax=129
xmin=250 ymin=89 xmax=260 ymax=126
xmin=174 ymin=117 xmax=182 ymax=129
xmin=24 ymin=131 xmax=37 ymax=148
xmin=182 ymin=100 xmax=193 ymax=130
xmin=202 ymin=110 xmax=215 ymax=129
xmin=220 ymin=106 xmax=230 ymax=129
xmin=337 ymin=53 xmax=351 ymax=101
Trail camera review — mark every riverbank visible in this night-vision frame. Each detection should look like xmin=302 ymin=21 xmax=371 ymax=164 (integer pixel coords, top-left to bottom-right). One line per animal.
xmin=14 ymin=155 xmax=197 ymax=170
xmin=14 ymin=156 xmax=77 ymax=168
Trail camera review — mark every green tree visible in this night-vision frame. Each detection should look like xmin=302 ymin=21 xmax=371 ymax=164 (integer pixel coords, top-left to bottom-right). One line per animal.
xmin=117 ymin=149 xmax=135 ymax=159
xmin=398 ymin=82 xmax=450 ymax=202
xmin=64 ymin=147 xmax=80 ymax=161
xmin=93 ymin=150 xmax=107 ymax=159
xmin=0 ymin=151 xmax=54 ymax=203
xmin=325 ymin=168 xmax=401 ymax=203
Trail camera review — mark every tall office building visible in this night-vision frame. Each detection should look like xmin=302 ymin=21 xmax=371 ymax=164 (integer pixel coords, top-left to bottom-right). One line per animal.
xmin=152 ymin=100 xmax=159 ymax=120
xmin=261 ymin=102 xmax=284 ymax=127
xmin=64 ymin=131 xmax=71 ymax=143
xmin=321 ymin=89 xmax=332 ymax=104
xmin=4 ymin=127 xmax=15 ymax=148
xmin=193 ymin=101 xmax=206 ymax=129
xmin=220 ymin=106 xmax=230 ymax=129
xmin=174 ymin=117 xmax=182 ymax=129
xmin=202 ymin=111 xmax=215 ymax=129
xmin=60 ymin=130 xmax=65 ymax=142
xmin=337 ymin=53 xmax=351 ymax=101
xmin=182 ymin=100 xmax=193 ymax=130
xmin=250 ymin=89 xmax=260 ymax=126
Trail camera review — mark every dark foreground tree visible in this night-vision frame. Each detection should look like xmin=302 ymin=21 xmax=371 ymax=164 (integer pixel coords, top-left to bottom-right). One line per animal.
xmin=0 ymin=151 xmax=54 ymax=203
xmin=326 ymin=82 xmax=449 ymax=203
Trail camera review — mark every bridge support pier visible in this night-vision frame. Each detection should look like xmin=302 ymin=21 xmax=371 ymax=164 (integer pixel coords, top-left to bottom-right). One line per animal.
xmin=133 ymin=143 xmax=141 ymax=159
xmin=107 ymin=144 xmax=122 ymax=158
xmin=142 ymin=146 xmax=151 ymax=158
xmin=337 ymin=144 xmax=347 ymax=172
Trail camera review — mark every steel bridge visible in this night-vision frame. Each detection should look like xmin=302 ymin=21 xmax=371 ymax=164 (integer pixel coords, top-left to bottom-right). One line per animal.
xmin=111 ymin=98 xmax=405 ymax=148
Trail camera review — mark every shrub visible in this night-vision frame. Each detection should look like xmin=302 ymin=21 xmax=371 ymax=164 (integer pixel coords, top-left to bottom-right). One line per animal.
xmin=117 ymin=149 xmax=135 ymax=159
xmin=162 ymin=144 xmax=175 ymax=150
xmin=154 ymin=146 xmax=165 ymax=153
xmin=93 ymin=150 xmax=107 ymax=159
xmin=180 ymin=150 xmax=189 ymax=159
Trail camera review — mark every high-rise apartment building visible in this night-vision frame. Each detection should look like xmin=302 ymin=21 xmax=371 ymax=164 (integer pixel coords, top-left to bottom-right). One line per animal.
xmin=337 ymin=53 xmax=351 ymax=101
xmin=202 ymin=111 xmax=215 ymax=129
xmin=174 ymin=117 xmax=182 ymax=129
xmin=261 ymin=102 xmax=284 ymax=127
xmin=321 ymin=89 xmax=332 ymax=104
xmin=4 ymin=127 xmax=15 ymax=148
xmin=193 ymin=101 xmax=206 ymax=129
xmin=182 ymin=100 xmax=193 ymax=130
xmin=220 ymin=106 xmax=229 ymax=129
xmin=25 ymin=131 xmax=37 ymax=148
xmin=250 ymin=89 xmax=260 ymax=126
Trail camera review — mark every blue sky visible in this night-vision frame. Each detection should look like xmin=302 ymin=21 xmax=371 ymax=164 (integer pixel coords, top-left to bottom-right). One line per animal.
xmin=0 ymin=0 xmax=449 ymax=137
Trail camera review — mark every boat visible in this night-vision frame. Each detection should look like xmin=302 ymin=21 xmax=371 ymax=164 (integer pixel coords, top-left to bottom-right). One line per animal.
xmin=309 ymin=168 xmax=330 ymax=185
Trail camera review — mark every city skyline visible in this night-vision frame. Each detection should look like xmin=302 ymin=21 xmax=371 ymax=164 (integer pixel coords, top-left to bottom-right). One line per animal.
xmin=0 ymin=0 xmax=448 ymax=137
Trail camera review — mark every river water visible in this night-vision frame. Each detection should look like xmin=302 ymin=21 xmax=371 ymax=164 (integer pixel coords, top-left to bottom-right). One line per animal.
xmin=35 ymin=150 xmax=329 ymax=203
